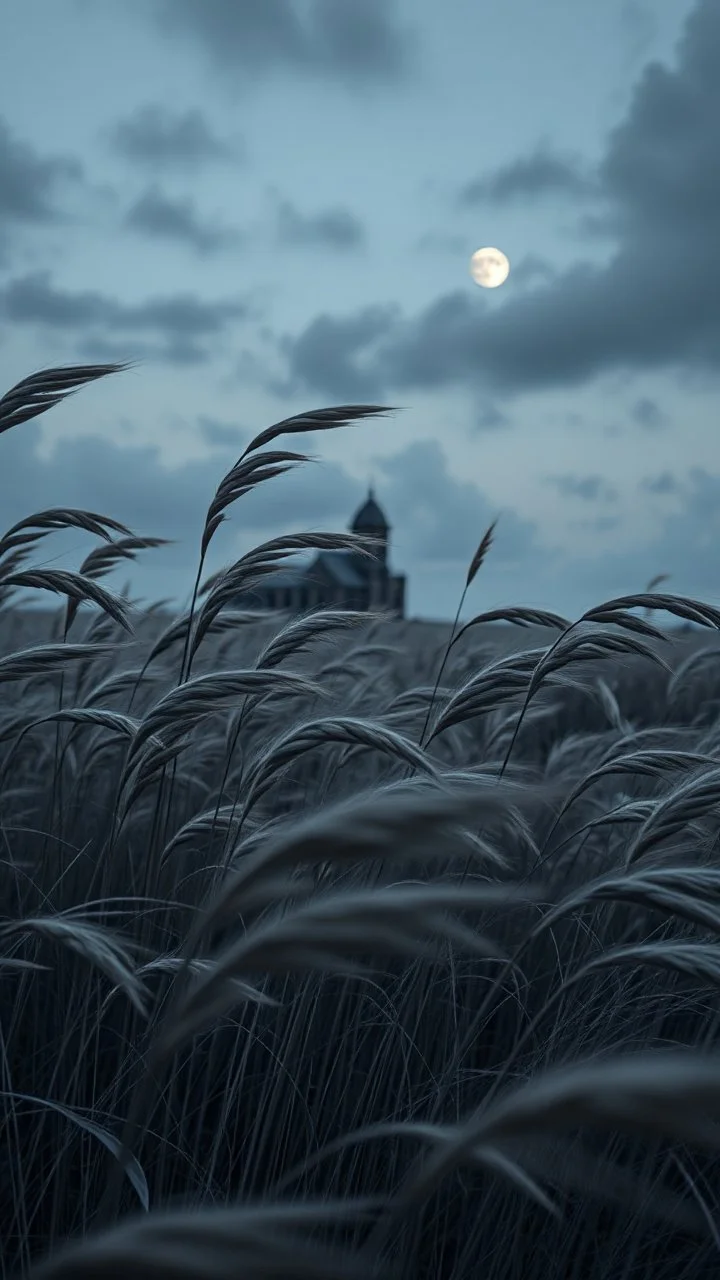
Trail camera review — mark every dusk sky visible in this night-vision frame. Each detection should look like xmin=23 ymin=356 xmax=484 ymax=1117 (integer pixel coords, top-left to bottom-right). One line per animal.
xmin=1 ymin=0 xmax=718 ymax=622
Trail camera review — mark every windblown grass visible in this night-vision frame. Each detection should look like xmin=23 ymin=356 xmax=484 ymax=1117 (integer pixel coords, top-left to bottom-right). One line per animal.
xmin=1 ymin=365 xmax=720 ymax=1278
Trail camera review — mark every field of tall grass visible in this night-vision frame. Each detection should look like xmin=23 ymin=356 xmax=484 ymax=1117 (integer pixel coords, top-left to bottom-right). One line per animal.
xmin=3 ymin=362 xmax=720 ymax=1279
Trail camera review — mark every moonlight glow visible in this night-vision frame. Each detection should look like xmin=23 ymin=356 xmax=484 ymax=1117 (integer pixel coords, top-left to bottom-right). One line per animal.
xmin=470 ymin=247 xmax=510 ymax=289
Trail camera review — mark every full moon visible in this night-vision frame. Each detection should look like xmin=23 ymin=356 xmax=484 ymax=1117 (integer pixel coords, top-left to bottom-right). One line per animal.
xmin=470 ymin=246 xmax=510 ymax=289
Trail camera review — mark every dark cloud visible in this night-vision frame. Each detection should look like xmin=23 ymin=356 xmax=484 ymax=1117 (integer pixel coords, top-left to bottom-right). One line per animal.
xmin=474 ymin=402 xmax=510 ymax=431
xmin=273 ymin=197 xmax=364 ymax=251
xmin=311 ymin=0 xmax=414 ymax=80
xmin=600 ymin=11 xmax=720 ymax=239
xmin=375 ymin=438 xmax=542 ymax=567
xmin=270 ymin=305 xmax=398 ymax=401
xmin=574 ymin=210 xmax=622 ymax=241
xmin=104 ymin=104 xmax=243 ymax=171
xmin=563 ymin=466 xmax=720 ymax=607
xmin=0 ymin=118 xmax=82 ymax=227
xmin=0 ymin=271 xmax=256 ymax=367
xmin=76 ymin=334 xmax=209 ymax=369
xmin=631 ymin=396 xmax=667 ymax=430
xmin=546 ymin=474 xmax=619 ymax=502
xmin=122 ymin=185 xmax=244 ymax=255
xmin=367 ymin=438 xmax=589 ymax=617
xmin=147 ymin=0 xmax=416 ymax=88
xmin=272 ymin=0 xmax=720 ymax=402
xmin=509 ymin=254 xmax=556 ymax=288
xmin=640 ymin=471 xmax=681 ymax=495
xmin=457 ymin=145 xmax=596 ymax=207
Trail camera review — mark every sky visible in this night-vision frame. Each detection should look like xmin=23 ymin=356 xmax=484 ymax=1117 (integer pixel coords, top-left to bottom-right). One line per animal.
xmin=0 ymin=0 xmax=718 ymax=623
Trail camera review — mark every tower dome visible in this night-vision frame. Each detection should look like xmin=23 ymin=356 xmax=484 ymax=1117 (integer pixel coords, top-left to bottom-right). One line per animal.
xmin=351 ymin=486 xmax=389 ymax=532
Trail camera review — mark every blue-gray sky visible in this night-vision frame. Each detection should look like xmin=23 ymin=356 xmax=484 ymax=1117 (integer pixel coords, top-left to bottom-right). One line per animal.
xmin=1 ymin=0 xmax=718 ymax=621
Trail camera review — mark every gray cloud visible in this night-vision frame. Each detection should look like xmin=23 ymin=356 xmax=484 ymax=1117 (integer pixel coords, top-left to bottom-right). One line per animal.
xmin=510 ymin=254 xmax=556 ymax=287
xmin=458 ymin=145 xmax=596 ymax=208
xmin=271 ymin=0 xmax=720 ymax=403
xmin=600 ymin=12 xmax=720 ymax=240
xmin=104 ymin=104 xmax=243 ymax=171
xmin=0 ymin=423 xmax=218 ymax=555
xmin=474 ymin=401 xmax=510 ymax=431
xmin=76 ymin=334 xmax=210 ymax=368
xmin=122 ymin=184 xmax=244 ymax=255
xmin=273 ymin=197 xmax=365 ymax=251
xmin=146 ymin=0 xmax=416 ymax=88
xmin=640 ymin=471 xmax=681 ymax=495
xmin=271 ymin=304 xmax=398 ymax=401
xmin=376 ymin=438 xmax=541 ymax=567
xmin=631 ymin=396 xmax=668 ymax=430
xmin=546 ymin=474 xmax=619 ymax=502
xmin=0 ymin=118 xmax=82 ymax=228
xmin=563 ymin=465 xmax=720 ymax=605
xmin=0 ymin=271 xmax=256 ymax=366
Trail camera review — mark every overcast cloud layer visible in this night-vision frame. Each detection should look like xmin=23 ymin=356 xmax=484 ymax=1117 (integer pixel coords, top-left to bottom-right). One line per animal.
xmin=0 ymin=0 xmax=717 ymax=621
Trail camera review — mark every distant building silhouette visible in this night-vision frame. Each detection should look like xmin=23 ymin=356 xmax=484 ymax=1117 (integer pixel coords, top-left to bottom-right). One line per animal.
xmin=236 ymin=488 xmax=406 ymax=618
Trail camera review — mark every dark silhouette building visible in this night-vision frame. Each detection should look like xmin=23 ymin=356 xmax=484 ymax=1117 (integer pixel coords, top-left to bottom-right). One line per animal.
xmin=237 ymin=488 xmax=406 ymax=618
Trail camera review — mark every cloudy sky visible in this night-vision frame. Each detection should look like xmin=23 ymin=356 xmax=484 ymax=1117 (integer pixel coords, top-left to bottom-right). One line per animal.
xmin=1 ymin=0 xmax=718 ymax=622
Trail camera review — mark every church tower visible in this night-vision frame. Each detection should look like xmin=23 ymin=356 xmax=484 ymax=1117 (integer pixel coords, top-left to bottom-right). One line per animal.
xmin=350 ymin=485 xmax=390 ymax=609
xmin=350 ymin=485 xmax=389 ymax=567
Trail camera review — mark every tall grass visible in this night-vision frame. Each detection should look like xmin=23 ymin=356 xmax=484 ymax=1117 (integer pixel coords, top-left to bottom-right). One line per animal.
xmin=2 ymin=365 xmax=720 ymax=1277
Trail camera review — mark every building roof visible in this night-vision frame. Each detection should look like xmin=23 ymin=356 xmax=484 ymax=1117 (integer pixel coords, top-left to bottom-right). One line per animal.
xmin=239 ymin=549 xmax=368 ymax=598
xmin=351 ymin=486 xmax=389 ymax=531
xmin=308 ymin=549 xmax=367 ymax=587
xmin=249 ymin=567 xmax=306 ymax=590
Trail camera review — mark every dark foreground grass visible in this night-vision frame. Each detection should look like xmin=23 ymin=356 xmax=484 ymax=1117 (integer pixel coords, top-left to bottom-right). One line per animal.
xmin=2 ymin=365 xmax=720 ymax=1278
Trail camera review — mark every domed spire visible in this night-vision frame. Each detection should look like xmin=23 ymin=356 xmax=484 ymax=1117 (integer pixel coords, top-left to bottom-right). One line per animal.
xmin=351 ymin=487 xmax=389 ymax=531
